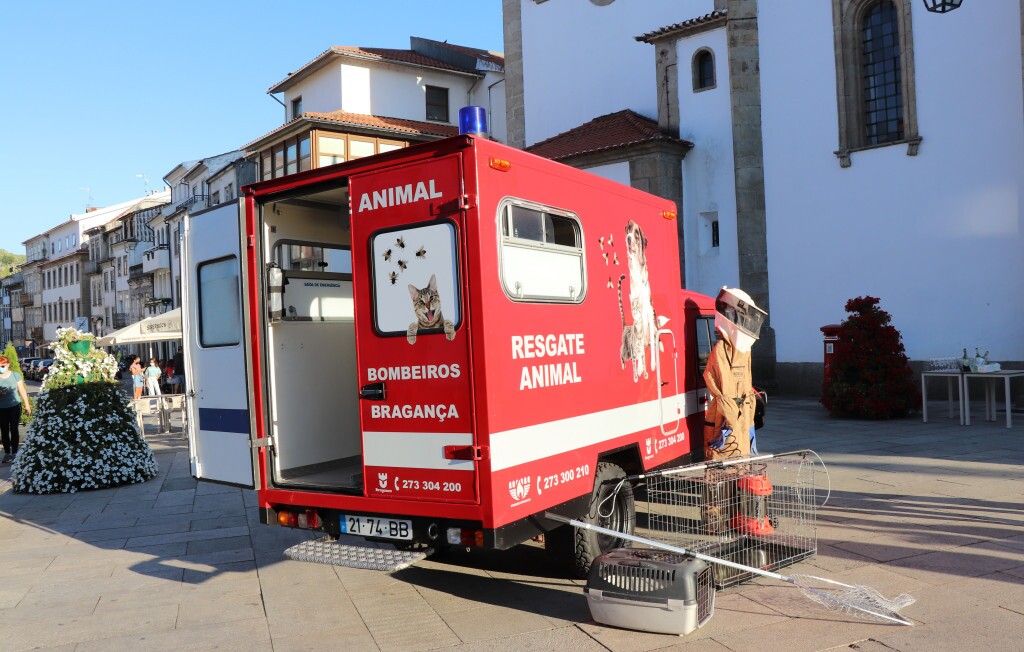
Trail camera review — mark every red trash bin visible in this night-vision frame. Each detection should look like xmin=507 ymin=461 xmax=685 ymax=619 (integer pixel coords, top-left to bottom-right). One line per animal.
xmin=820 ymin=324 xmax=841 ymax=382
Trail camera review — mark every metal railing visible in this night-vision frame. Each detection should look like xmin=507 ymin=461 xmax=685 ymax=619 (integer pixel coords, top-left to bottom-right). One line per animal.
xmin=175 ymin=194 xmax=208 ymax=212
xmin=113 ymin=313 xmax=129 ymax=328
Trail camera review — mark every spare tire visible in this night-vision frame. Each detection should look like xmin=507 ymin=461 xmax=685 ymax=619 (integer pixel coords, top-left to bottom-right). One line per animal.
xmin=546 ymin=461 xmax=634 ymax=578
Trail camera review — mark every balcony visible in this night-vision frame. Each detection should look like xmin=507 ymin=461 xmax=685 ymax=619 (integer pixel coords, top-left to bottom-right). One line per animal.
xmin=175 ymin=194 xmax=208 ymax=212
xmin=128 ymin=265 xmax=148 ymax=283
xmin=113 ymin=313 xmax=129 ymax=328
xmin=142 ymin=244 xmax=170 ymax=274
xmin=83 ymin=259 xmax=99 ymax=275
xmin=19 ymin=294 xmax=35 ymax=306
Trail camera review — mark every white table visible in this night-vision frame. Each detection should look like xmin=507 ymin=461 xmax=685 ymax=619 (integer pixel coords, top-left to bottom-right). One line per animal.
xmin=921 ymin=371 xmax=965 ymax=425
xmin=963 ymin=370 xmax=1024 ymax=429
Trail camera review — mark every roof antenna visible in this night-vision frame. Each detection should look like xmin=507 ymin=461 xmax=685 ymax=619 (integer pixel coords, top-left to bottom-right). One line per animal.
xmin=79 ymin=186 xmax=94 ymax=209
xmin=136 ymin=173 xmax=150 ymax=195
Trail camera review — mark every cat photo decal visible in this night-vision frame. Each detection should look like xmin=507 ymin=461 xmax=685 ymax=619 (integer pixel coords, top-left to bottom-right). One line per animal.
xmin=407 ymin=273 xmax=456 ymax=345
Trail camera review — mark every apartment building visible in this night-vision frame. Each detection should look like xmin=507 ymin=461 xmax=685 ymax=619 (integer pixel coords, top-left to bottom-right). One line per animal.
xmin=248 ymin=36 xmax=505 ymax=184
xmin=0 ymin=272 xmax=24 ymax=349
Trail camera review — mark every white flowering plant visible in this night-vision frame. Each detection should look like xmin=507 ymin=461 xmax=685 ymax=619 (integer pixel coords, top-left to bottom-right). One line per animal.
xmin=12 ymin=328 xmax=158 ymax=494
xmin=55 ymin=326 xmax=96 ymax=345
xmin=44 ymin=327 xmax=118 ymax=390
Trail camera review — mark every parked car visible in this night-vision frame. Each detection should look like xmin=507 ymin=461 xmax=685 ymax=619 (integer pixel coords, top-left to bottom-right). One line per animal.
xmin=18 ymin=358 xmax=41 ymax=376
xmin=25 ymin=359 xmax=44 ymax=380
xmin=28 ymin=359 xmax=54 ymax=381
xmin=35 ymin=359 xmax=56 ymax=381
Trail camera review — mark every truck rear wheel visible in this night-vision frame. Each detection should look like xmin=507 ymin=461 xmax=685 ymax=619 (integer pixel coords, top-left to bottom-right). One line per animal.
xmin=546 ymin=461 xmax=635 ymax=578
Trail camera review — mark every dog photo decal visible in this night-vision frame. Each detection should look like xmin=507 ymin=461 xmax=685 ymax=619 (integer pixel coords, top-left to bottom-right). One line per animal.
xmin=609 ymin=220 xmax=664 ymax=382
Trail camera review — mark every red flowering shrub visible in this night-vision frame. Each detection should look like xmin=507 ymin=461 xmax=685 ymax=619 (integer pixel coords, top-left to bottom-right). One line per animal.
xmin=821 ymin=296 xmax=918 ymax=419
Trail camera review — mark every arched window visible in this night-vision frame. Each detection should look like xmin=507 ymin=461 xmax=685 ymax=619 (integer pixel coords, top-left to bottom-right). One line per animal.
xmin=692 ymin=49 xmax=716 ymax=91
xmin=832 ymin=0 xmax=919 ymax=166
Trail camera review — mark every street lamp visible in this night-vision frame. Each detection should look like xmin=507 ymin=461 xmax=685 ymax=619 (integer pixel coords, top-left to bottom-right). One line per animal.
xmin=922 ymin=0 xmax=963 ymax=13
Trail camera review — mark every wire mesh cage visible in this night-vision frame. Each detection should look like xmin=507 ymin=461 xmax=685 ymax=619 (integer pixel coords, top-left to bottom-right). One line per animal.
xmin=635 ymin=450 xmax=824 ymax=588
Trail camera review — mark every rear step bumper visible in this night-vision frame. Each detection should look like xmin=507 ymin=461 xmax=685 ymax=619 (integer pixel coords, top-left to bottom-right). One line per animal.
xmin=284 ymin=535 xmax=431 ymax=571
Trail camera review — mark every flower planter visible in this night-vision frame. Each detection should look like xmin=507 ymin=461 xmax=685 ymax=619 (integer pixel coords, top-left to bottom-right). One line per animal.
xmin=68 ymin=341 xmax=93 ymax=355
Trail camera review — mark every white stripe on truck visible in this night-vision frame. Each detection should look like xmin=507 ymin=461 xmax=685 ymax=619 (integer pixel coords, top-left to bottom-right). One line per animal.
xmin=362 ymin=431 xmax=475 ymax=470
xmin=362 ymin=390 xmax=707 ymax=473
xmin=489 ymin=390 xmax=705 ymax=471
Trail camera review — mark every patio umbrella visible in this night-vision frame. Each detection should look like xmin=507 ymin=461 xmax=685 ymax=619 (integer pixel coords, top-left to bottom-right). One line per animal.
xmin=96 ymin=308 xmax=182 ymax=347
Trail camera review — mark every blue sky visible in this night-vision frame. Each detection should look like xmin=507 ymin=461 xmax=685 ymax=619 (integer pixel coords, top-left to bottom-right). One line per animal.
xmin=0 ymin=0 xmax=504 ymax=251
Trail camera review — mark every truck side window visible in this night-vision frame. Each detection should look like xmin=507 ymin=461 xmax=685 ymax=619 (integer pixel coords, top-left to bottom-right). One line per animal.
xmin=695 ymin=316 xmax=718 ymax=380
xmin=500 ymin=200 xmax=584 ymax=303
xmin=197 ymin=257 xmax=241 ymax=347
xmin=370 ymin=221 xmax=460 ymax=337
xmin=270 ymin=241 xmax=353 ymax=322
xmin=274 ymin=242 xmax=352 ymax=273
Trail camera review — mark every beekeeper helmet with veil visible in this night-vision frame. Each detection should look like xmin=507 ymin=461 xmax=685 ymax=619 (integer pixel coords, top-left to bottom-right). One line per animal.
xmin=715 ymin=287 xmax=767 ymax=353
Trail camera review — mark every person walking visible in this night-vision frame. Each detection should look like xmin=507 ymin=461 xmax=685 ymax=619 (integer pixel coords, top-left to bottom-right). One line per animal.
xmin=130 ymin=355 xmax=145 ymax=400
xmin=0 ymin=355 xmax=32 ymax=463
xmin=145 ymin=358 xmax=162 ymax=396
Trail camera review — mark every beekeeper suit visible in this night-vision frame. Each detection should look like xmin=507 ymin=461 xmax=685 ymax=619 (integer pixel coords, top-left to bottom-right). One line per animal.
xmin=703 ymin=287 xmax=767 ymax=460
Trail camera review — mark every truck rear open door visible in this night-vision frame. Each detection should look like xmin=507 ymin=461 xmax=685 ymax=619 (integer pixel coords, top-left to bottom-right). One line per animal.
xmin=182 ymin=202 xmax=259 ymax=488
xmin=349 ymin=154 xmax=480 ymax=504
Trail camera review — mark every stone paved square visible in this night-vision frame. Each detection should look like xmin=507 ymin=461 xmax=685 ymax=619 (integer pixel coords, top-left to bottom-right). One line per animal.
xmin=1 ymin=398 xmax=1022 ymax=651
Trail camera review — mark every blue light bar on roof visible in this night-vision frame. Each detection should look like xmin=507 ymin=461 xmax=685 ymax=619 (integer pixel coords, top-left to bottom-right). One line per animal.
xmin=458 ymin=106 xmax=488 ymax=137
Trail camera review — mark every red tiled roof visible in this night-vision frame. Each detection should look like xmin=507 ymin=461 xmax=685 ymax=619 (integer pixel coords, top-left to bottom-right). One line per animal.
xmin=333 ymin=46 xmax=478 ymax=74
xmin=525 ymin=110 xmax=691 ymax=161
xmin=635 ymin=10 xmax=728 ymax=42
xmin=304 ymin=110 xmax=459 ymax=137
xmin=244 ymin=110 xmax=458 ymax=149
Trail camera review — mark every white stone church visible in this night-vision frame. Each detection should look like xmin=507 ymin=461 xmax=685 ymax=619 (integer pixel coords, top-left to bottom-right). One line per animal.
xmin=502 ymin=0 xmax=1023 ymax=397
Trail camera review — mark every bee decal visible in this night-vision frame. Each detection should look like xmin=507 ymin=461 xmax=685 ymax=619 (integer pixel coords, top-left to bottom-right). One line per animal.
xmin=416 ymin=246 xmax=426 ymax=259
xmin=607 ymin=277 xmax=614 ymax=289
xmin=396 ymin=237 xmax=405 ymax=249
xmin=598 ymin=236 xmax=605 ymax=250
xmin=388 ymin=271 xmax=398 ymax=285
xmin=613 ymin=252 xmax=620 ymax=265
xmin=602 ymin=252 xmax=609 ymax=265
xmin=383 ymin=249 xmax=392 ymax=262
xmin=608 ymin=233 xmax=614 ymax=247
xmin=397 ymin=259 xmax=408 ymax=271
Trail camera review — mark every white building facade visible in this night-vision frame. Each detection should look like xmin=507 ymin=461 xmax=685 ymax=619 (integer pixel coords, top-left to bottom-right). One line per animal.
xmin=505 ymin=0 xmax=1024 ymax=394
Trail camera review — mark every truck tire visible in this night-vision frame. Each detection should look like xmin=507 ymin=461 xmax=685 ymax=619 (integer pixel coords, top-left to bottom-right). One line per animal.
xmin=547 ymin=461 xmax=635 ymax=578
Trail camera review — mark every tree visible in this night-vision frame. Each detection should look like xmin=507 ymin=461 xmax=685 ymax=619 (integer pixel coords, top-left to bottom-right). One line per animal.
xmin=821 ymin=296 xmax=918 ymax=419
xmin=2 ymin=341 xmax=22 ymax=376
xmin=0 ymin=249 xmax=26 ymax=279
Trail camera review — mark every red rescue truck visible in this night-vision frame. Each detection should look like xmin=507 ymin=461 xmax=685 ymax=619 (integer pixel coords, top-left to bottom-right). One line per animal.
xmin=182 ymin=133 xmax=718 ymax=576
